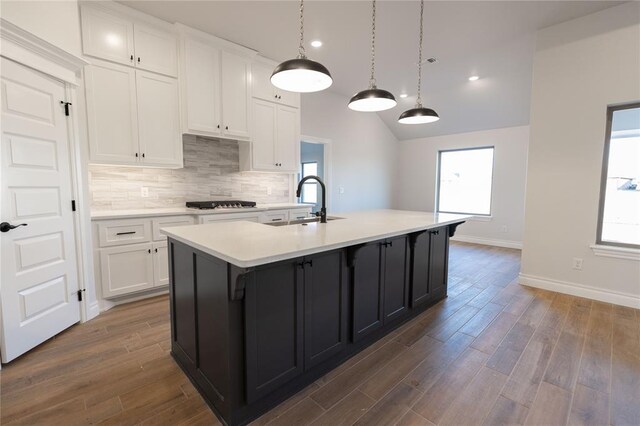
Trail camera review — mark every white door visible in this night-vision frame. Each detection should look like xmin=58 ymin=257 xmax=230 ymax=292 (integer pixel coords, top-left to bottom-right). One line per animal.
xmin=182 ymin=39 xmax=221 ymax=136
xmin=136 ymin=70 xmax=181 ymax=167
xmin=100 ymin=243 xmax=154 ymax=298
xmin=80 ymin=5 xmax=136 ymax=66
xmin=153 ymin=242 xmax=169 ymax=286
xmin=221 ymin=51 xmax=250 ymax=140
xmin=0 ymin=58 xmax=81 ymax=363
xmin=277 ymin=105 xmax=300 ymax=171
xmin=85 ymin=60 xmax=139 ymax=165
xmin=251 ymin=99 xmax=277 ymax=171
xmin=133 ymin=23 xmax=178 ymax=77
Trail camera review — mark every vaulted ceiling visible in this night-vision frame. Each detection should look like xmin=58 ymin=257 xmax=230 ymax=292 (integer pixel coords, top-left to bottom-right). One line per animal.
xmin=120 ymin=1 xmax=624 ymax=140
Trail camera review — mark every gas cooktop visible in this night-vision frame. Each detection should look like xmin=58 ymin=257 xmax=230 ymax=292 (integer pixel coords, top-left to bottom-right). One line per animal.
xmin=186 ymin=200 xmax=257 ymax=210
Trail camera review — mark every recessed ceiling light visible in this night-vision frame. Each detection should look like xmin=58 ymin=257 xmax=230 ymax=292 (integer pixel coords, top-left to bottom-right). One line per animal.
xmin=311 ymin=40 xmax=322 ymax=48
xmin=400 ymin=93 xmax=408 ymax=98
xmin=468 ymin=75 xmax=480 ymax=81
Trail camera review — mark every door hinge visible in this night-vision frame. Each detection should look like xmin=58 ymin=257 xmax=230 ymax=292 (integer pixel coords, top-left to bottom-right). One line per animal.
xmin=60 ymin=101 xmax=72 ymax=116
xmin=71 ymin=200 xmax=76 ymax=212
xmin=77 ymin=289 xmax=85 ymax=302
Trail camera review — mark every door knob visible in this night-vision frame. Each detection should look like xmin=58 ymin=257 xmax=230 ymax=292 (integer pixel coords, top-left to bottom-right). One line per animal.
xmin=0 ymin=222 xmax=27 ymax=233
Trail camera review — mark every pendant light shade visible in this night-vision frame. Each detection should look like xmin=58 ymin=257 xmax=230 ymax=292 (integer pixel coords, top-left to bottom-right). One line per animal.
xmin=398 ymin=0 xmax=439 ymax=124
xmin=271 ymin=0 xmax=332 ymax=93
xmin=348 ymin=0 xmax=397 ymax=112
xmin=271 ymin=58 xmax=333 ymax=93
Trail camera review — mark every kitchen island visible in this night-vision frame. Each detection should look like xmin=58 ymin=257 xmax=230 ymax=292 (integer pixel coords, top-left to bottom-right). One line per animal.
xmin=161 ymin=210 xmax=469 ymax=425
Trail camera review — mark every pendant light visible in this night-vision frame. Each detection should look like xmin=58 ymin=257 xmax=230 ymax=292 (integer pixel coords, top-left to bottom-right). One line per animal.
xmin=271 ymin=0 xmax=332 ymax=93
xmin=398 ymin=0 xmax=439 ymax=124
xmin=348 ymin=0 xmax=397 ymax=112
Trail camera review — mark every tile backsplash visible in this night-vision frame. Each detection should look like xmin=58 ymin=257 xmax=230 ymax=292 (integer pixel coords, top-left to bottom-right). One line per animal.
xmin=89 ymin=136 xmax=292 ymax=210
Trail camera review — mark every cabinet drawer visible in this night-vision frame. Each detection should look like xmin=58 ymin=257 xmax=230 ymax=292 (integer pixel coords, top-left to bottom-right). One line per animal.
xmin=199 ymin=212 xmax=260 ymax=224
xmin=152 ymin=216 xmax=194 ymax=241
xmin=259 ymin=210 xmax=289 ymax=224
xmin=289 ymin=208 xmax=312 ymax=221
xmin=97 ymin=219 xmax=152 ymax=247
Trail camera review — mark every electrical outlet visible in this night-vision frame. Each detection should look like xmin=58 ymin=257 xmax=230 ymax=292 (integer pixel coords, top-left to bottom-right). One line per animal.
xmin=500 ymin=225 xmax=508 ymax=233
xmin=339 ymin=186 xmax=345 ymax=194
xmin=267 ymin=186 xmax=272 ymax=196
xmin=572 ymin=257 xmax=583 ymax=270
xmin=141 ymin=187 xmax=149 ymax=198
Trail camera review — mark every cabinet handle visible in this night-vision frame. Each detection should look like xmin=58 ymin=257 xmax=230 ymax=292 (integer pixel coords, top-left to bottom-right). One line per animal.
xmin=217 ymin=124 xmax=220 ymax=129
xmin=142 ymin=153 xmax=145 ymax=158
xmin=154 ymin=248 xmax=158 ymax=253
xmin=225 ymin=125 xmax=229 ymax=130
xmin=275 ymin=94 xmax=278 ymax=99
xmin=278 ymin=95 xmax=282 ymax=99
xmin=137 ymin=57 xmax=141 ymax=63
xmin=148 ymin=249 xmax=151 ymax=254
xmin=130 ymin=54 xmax=134 ymax=61
xmin=116 ymin=231 xmax=136 ymax=236
xmin=271 ymin=218 xmax=282 ymax=222
xmin=135 ymin=153 xmax=139 ymax=158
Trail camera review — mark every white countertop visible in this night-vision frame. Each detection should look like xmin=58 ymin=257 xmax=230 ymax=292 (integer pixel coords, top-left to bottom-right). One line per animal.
xmin=161 ymin=209 xmax=471 ymax=268
xmin=90 ymin=203 xmax=310 ymax=220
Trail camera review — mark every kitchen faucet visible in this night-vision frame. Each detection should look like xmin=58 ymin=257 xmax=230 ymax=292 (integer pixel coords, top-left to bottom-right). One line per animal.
xmin=296 ymin=175 xmax=327 ymax=223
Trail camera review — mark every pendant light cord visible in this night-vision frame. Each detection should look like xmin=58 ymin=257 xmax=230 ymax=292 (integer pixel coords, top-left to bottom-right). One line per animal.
xmin=369 ymin=0 xmax=377 ymax=88
xmin=416 ymin=0 xmax=424 ymax=107
xmin=298 ymin=0 xmax=307 ymax=59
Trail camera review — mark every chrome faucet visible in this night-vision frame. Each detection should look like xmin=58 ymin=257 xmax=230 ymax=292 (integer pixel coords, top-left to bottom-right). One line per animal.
xmin=296 ymin=175 xmax=327 ymax=223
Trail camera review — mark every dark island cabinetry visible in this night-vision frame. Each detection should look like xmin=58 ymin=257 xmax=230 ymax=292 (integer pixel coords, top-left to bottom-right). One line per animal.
xmin=168 ymin=222 xmax=462 ymax=425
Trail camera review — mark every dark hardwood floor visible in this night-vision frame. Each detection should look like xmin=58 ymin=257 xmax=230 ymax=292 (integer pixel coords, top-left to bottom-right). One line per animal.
xmin=1 ymin=242 xmax=638 ymax=425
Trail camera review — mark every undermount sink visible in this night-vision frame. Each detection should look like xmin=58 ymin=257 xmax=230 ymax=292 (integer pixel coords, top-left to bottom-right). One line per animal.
xmin=264 ymin=216 xmax=344 ymax=227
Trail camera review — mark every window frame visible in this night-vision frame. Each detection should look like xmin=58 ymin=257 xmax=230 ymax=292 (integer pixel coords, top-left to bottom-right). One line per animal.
xmin=300 ymin=161 xmax=319 ymax=205
xmin=595 ymin=102 xmax=640 ymax=250
xmin=436 ymin=145 xmax=495 ymax=216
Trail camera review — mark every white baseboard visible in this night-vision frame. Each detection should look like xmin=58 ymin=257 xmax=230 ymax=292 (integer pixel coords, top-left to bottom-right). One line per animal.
xmin=519 ymin=273 xmax=640 ymax=309
xmin=99 ymin=288 xmax=169 ymax=312
xmin=451 ymin=235 xmax=523 ymax=250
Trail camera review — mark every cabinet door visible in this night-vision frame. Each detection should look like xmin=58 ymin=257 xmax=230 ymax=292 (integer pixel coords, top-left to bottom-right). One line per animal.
xmin=304 ymin=251 xmax=348 ymax=369
xmin=251 ymin=61 xmax=275 ymax=102
xmin=245 ymin=260 xmax=304 ymax=403
xmin=352 ymin=242 xmax=384 ymax=342
xmin=133 ymin=23 xmax=178 ymax=77
xmin=220 ymin=51 xmax=250 ymax=140
xmin=182 ymin=39 xmax=221 ymax=136
xmin=85 ymin=61 xmax=139 ymax=165
xmin=410 ymin=231 xmax=432 ymax=307
xmin=136 ymin=71 xmax=182 ymax=167
xmin=81 ymin=5 xmax=135 ymax=66
xmin=100 ymin=243 xmax=154 ymax=298
xmin=251 ymin=99 xmax=277 ymax=170
xmin=429 ymin=227 xmax=449 ymax=297
xmin=383 ymin=236 xmax=409 ymax=323
xmin=276 ymin=89 xmax=300 ymax=108
xmin=276 ymin=105 xmax=300 ymax=172
xmin=153 ymin=242 xmax=169 ymax=286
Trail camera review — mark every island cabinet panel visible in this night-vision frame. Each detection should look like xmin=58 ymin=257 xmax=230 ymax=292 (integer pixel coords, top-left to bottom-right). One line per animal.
xmin=351 ymin=242 xmax=384 ymax=342
xmin=429 ymin=227 xmax=449 ymax=296
xmin=245 ymin=260 xmax=304 ymax=403
xmin=410 ymin=227 xmax=450 ymax=308
xmin=170 ymin=242 xmax=197 ymax=369
xmin=304 ymin=250 xmax=349 ymax=369
xmin=383 ymin=235 xmax=410 ymax=323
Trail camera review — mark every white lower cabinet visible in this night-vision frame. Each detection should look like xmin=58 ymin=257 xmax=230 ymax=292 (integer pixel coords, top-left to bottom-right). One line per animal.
xmin=153 ymin=242 xmax=169 ymax=287
xmin=100 ymin=243 xmax=155 ymax=297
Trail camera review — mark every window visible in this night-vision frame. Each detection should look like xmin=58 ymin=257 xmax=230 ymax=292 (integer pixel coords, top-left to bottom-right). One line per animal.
xmin=300 ymin=162 xmax=318 ymax=204
xmin=437 ymin=147 xmax=494 ymax=215
xmin=597 ymin=103 xmax=640 ymax=248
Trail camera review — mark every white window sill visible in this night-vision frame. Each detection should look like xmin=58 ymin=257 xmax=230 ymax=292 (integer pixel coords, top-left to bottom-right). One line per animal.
xmin=590 ymin=244 xmax=640 ymax=261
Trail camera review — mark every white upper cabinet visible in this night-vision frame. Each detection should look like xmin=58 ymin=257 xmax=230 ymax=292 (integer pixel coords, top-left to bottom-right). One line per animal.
xmin=85 ymin=60 xmax=182 ymax=168
xmin=80 ymin=4 xmax=178 ymax=77
xmin=81 ymin=5 xmax=135 ymax=66
xmin=221 ymin=51 xmax=251 ymax=140
xmin=182 ymin=38 xmax=221 ymax=135
xmin=178 ymin=29 xmax=254 ymax=141
xmin=136 ymin=71 xmax=181 ymax=166
xmin=133 ymin=23 xmax=178 ymax=77
xmin=252 ymin=60 xmax=300 ymax=108
xmin=242 ymin=99 xmax=299 ymax=173
xmin=85 ymin=60 xmax=139 ymax=164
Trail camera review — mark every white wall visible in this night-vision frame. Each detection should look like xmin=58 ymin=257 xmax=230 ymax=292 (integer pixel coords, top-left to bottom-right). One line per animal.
xmin=1 ymin=1 xmax=82 ymax=55
xmin=301 ymin=90 xmax=398 ymax=213
xmin=395 ymin=125 xmax=529 ymax=248
xmin=521 ymin=2 xmax=640 ymax=308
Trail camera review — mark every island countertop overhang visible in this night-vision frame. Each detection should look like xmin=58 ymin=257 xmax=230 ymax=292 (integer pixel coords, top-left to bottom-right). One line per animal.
xmin=160 ymin=209 xmax=470 ymax=268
